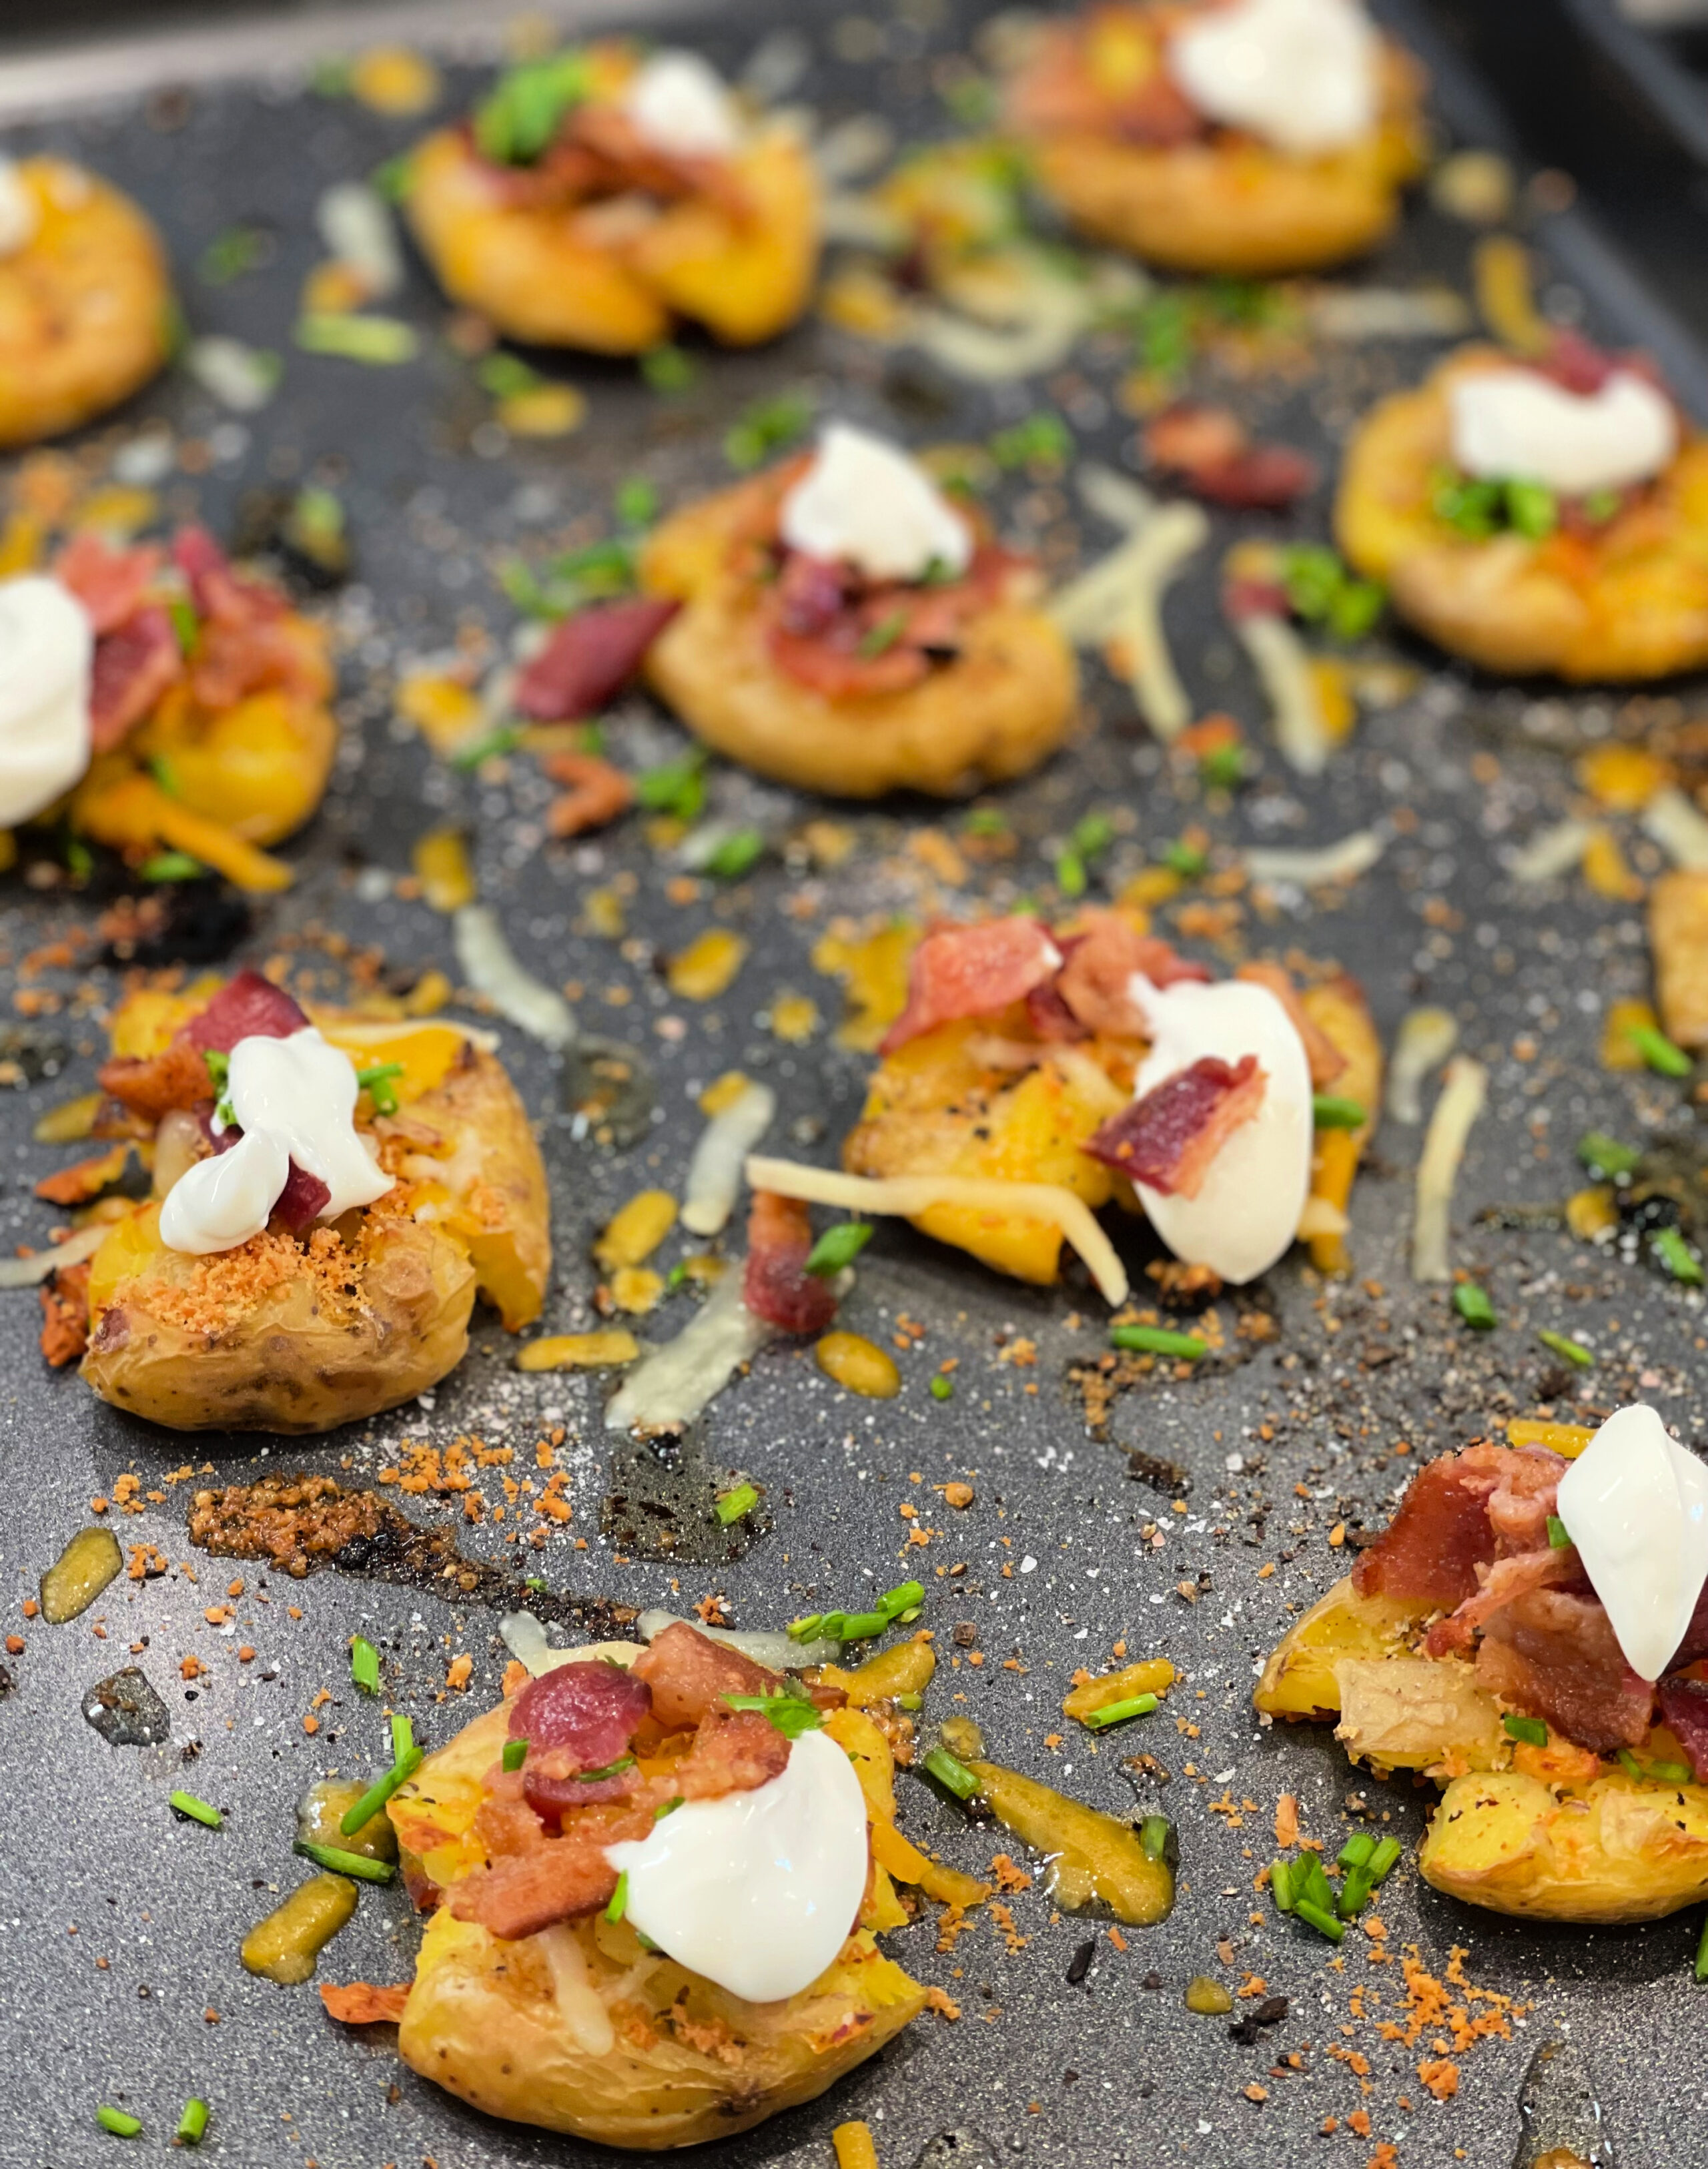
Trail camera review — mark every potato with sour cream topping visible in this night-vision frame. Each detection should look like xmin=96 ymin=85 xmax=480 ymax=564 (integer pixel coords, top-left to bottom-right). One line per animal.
xmin=0 ymin=157 xmax=173 ymax=448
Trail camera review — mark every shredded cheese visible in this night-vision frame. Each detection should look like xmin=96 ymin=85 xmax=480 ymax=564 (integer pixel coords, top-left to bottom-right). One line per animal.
xmin=1243 ymin=830 xmax=1385 ymax=886
xmin=1234 ymin=608 xmax=1333 ymax=776
xmin=453 ymin=903 xmax=575 ymax=1049
xmin=1642 ymin=786 xmax=1708 ymax=871
xmin=1411 ymin=1055 xmax=1488 ymax=1284
xmin=0 ymin=1220 xmax=108 ymax=1289
xmin=682 ymin=1080 xmax=776 ymax=1236
xmin=1385 ymin=1006 xmax=1459 ymax=1127
xmin=1509 ymin=817 xmax=1593 ymax=884
xmin=744 ymin=1154 xmax=1129 ymax=1306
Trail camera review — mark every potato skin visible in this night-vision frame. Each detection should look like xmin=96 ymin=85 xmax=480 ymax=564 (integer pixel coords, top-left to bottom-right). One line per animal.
xmin=0 ymin=159 xmax=172 ymax=448
xmin=640 ymin=478 xmax=1078 ymax=799
xmin=1336 ymin=344 xmax=1708 ymax=680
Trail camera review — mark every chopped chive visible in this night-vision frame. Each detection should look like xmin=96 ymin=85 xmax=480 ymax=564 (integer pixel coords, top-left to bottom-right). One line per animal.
xmin=1367 ymin=1836 xmax=1403 ymax=1885
xmin=390 ymin=1713 xmax=414 ymax=1761
xmin=449 ymin=724 xmax=524 ymax=771
xmin=829 ymin=1609 xmax=890 ymax=1641
xmin=1505 ymin=478 xmax=1558 ymax=540
xmin=635 ymin=750 xmax=707 ymax=821
xmin=355 ymin=1061 xmax=405 ymax=1116
xmin=1072 ymin=813 xmax=1116 ymax=859
xmin=571 ymin=1754 xmax=637 ymax=1781
xmin=1697 ymin=1913 xmax=1708 ymax=1982
xmin=1311 ymin=1094 xmax=1368 ymax=1130
xmin=665 ymin=1261 xmax=689 ymax=1291
xmin=962 ymin=808 xmax=1009 ymax=837
xmin=502 ymin=1738 xmax=527 ymax=1773
xmin=1163 ymin=838 xmax=1207 ymax=877
xmin=1452 ymin=1282 xmax=1497 ymax=1331
xmin=857 ymin=610 xmax=908 ymax=660
xmin=338 ymin=1745 xmax=424 ymax=1835
xmin=203 ymin=1049 xmax=230 ymax=1093
xmin=1055 ymin=847 xmax=1086 ymax=899
xmin=1110 ymin=1325 xmax=1206 ymax=1360
xmin=1140 ymin=1814 xmax=1172 ymax=1861
xmin=292 ymin=1838 xmax=396 ymax=1883
xmin=929 ymin=1374 xmax=954 ymax=1401
xmin=175 ymin=2098 xmax=209 ymax=2145
xmin=715 ymin=1482 xmax=759 ymax=1525
xmin=787 ymin=1613 xmax=823 ymax=1643
xmin=1294 ymin=1897 xmax=1345 ymax=1943
xmin=167 ymin=596 xmax=200 ymax=655
xmin=1547 ymin=1514 xmax=1572 ymax=1550
xmin=1294 ymin=1853 xmax=1333 ymax=1913
xmin=1649 ymin=1760 xmax=1692 ymax=1783
xmin=350 ymin=1637 xmax=380 ymax=1695
xmin=149 ymin=752 xmax=181 ymax=798
xmin=1336 ymin=1833 xmax=1375 ymax=1871
xmin=1503 ymin=1712 xmax=1547 ymax=1747
xmin=476 ymin=352 xmax=542 ymax=400
xmin=640 ymin=344 xmax=697 ymax=394
xmin=705 ymin=827 xmax=765 ymax=880
xmin=615 ymin=476 xmax=659 ymax=528
xmin=295 ymin=313 xmax=419 ymax=366
xmin=1627 ymin=1021 xmax=1693 ymax=1077
xmin=1336 ymin=1870 xmax=1373 ymax=1919
xmin=1270 ymin=1859 xmax=1295 ymax=1912
xmin=1653 ymin=1226 xmax=1705 ymax=1286
xmin=924 ymin=1747 xmax=979 ymax=1801
xmin=1618 ymin=1748 xmax=1644 ymax=1781
xmin=656 ymin=1795 xmax=684 ymax=1819
xmin=879 ymin=1581 xmax=925 ymax=1621
xmin=722 ymin=1686 xmax=821 ymax=1739
xmin=524 ymin=1575 xmax=548 ymax=1591
xmin=1577 ymin=1130 xmax=1641 ymax=1178
xmin=805 ymin=1220 xmax=873 ymax=1276
xmin=722 ymin=390 xmax=812 ymax=472
xmin=96 ymin=2106 xmax=142 ymax=2138
xmin=169 ymin=1791 xmax=223 ymax=1830
xmin=604 ymin=1869 xmax=629 ymax=1924
xmin=140 ymin=851 xmax=204 ymax=883
xmin=1083 ymin=1693 xmax=1159 ymax=1730
xmin=990 ymin=412 xmax=1072 ymax=469
xmin=1200 ymin=744 xmax=1246 ymax=791
xmin=897 ymin=1691 xmax=924 ymax=1711
xmin=1537 ymin=1328 xmax=1594 ymax=1368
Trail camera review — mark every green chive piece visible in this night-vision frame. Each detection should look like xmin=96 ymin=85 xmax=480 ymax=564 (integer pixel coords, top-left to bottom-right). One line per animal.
xmin=1653 ymin=1226 xmax=1705 ymax=1286
xmin=1367 ymin=1836 xmax=1403 ymax=1885
xmin=715 ymin=1482 xmax=759 ymax=1526
xmin=1295 ymin=1853 xmax=1334 ymax=1914
xmin=1311 ymin=1094 xmax=1368 ymax=1130
xmin=640 ymin=344 xmax=697 ymax=394
xmin=473 ymin=50 xmax=589 ymax=164
xmin=149 ymin=752 xmax=181 ymax=798
xmin=1163 ymin=839 xmax=1207 ymax=877
xmin=1270 ymin=1859 xmax=1295 ymax=1912
xmin=1452 ymin=1282 xmax=1497 ymax=1331
xmin=723 ymin=390 xmax=813 ymax=472
xmin=203 ymin=1049 xmax=230 ymax=1092
xmin=292 ymin=1838 xmax=397 ymax=1883
xmin=1110 ymin=1324 xmax=1206 ymax=1360
xmin=338 ymin=1745 xmax=424 ymax=1836
xmin=1200 ymin=744 xmax=1246 ymax=791
xmin=96 ymin=2106 xmax=142 ymax=2138
xmin=879 ymin=1581 xmax=926 ymax=1621
xmin=929 ymin=1374 xmax=954 ymax=1401
xmin=502 ymin=1738 xmax=526 ymax=1773
xmin=635 ymin=750 xmax=707 ymax=821
xmin=615 ymin=477 xmax=659 ymax=528
xmin=1294 ymin=1897 xmax=1346 ymax=1943
xmin=857 ymin=610 xmax=908 ymax=660
xmin=1618 ymin=1748 xmax=1644 ymax=1781
xmin=1505 ymin=479 xmax=1558 ymax=540
xmin=1627 ymin=1021 xmax=1693 ymax=1077
xmin=805 ymin=1220 xmax=873 ymax=1276
xmin=350 ymin=1637 xmax=380 ymax=1695
xmin=1336 ymin=1833 xmax=1376 ymax=1871
xmin=1649 ymin=1761 xmax=1693 ymax=1783
xmin=1140 ymin=1814 xmax=1172 ymax=1861
xmin=1581 ymin=488 xmax=1621 ymax=526
xmin=604 ymin=1869 xmax=629 ymax=1923
xmin=1327 ymin=578 xmax=1385 ymax=642
xmin=1547 ymin=1514 xmax=1572 ymax=1550
xmin=656 ymin=1795 xmax=684 ymax=1819
xmin=1336 ymin=1870 xmax=1373 ymax=1919
xmin=828 ymin=1609 xmax=889 ymax=1641
xmin=722 ymin=1684 xmax=821 ymax=1739
xmin=1696 ymin=1913 xmax=1708 ymax=1982
xmin=896 ymin=1692 xmax=924 ymax=1711
xmin=990 ymin=412 xmax=1072 ymax=470
xmin=787 ymin=1614 xmax=824 ymax=1643
xmin=477 ymin=352 xmax=542 ymax=401
xmin=1503 ymin=1712 xmax=1547 ymax=1747
xmin=1083 ymin=1693 xmax=1158 ymax=1730
xmin=199 ymin=223 xmax=269 ymax=284
xmin=169 ymin=1791 xmax=223 ymax=1830
xmin=1072 ymin=813 xmax=1116 ymax=861
xmin=1054 ymin=847 xmax=1087 ymax=899
xmin=1537 ymin=1328 xmax=1594 ymax=1368
xmin=355 ymin=1061 xmax=405 ymax=1116
xmin=568 ymin=1754 xmax=636 ymax=1783
xmin=924 ymin=1747 xmax=979 ymax=1801
xmin=449 ymin=725 xmax=524 ymax=771
xmin=294 ymin=314 xmax=419 ymax=366
xmin=140 ymin=851 xmax=204 ymax=883
xmin=167 ymin=596 xmax=200 ymax=657
xmin=1577 ymin=1131 xmax=1641 ymax=1178
xmin=175 ymin=2098 xmax=209 ymax=2145
xmin=962 ymin=808 xmax=1009 ymax=837
xmin=705 ymin=828 xmax=765 ymax=880
xmin=390 ymin=1713 xmax=414 ymax=1761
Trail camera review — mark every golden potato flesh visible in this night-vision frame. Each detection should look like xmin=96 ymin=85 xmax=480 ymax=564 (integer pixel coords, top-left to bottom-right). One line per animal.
xmin=1649 ymin=870 xmax=1708 ymax=1051
xmin=0 ymin=159 xmax=172 ymax=448
xmin=1336 ymin=344 xmax=1708 ymax=680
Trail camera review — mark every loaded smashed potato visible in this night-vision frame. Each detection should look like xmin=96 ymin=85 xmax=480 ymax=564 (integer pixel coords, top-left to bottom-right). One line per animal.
xmin=1336 ymin=336 xmax=1708 ymax=680
xmin=1258 ymin=1407 xmax=1708 ymax=1922
xmin=640 ymin=425 xmax=1078 ymax=797
xmin=1003 ymin=0 xmax=1427 ymax=276
xmin=43 ymin=969 xmax=549 ymax=1432
xmin=404 ymin=43 xmax=819 ymax=353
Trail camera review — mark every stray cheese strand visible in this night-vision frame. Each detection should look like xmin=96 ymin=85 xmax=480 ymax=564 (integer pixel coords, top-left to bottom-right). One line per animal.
xmin=1410 ymin=1054 xmax=1487 ymax=1283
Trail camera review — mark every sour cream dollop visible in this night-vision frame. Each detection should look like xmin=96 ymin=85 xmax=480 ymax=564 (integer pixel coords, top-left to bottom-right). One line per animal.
xmin=0 ymin=157 xmax=39 ymax=256
xmin=623 ymin=50 xmax=741 ymax=161
xmin=159 ymin=1027 xmax=392 ymax=1256
xmin=779 ymin=422 xmax=973 ymax=584
xmin=1168 ymin=0 xmax=1378 ymax=157
xmin=604 ymin=1727 xmax=869 ymax=2003
xmin=0 ymin=576 xmax=93 ymax=829
xmin=1125 ymin=975 xmax=1312 ymax=1284
xmin=1555 ymin=1402 xmax=1708 ymax=1683
xmin=1448 ymin=368 xmax=1678 ymax=498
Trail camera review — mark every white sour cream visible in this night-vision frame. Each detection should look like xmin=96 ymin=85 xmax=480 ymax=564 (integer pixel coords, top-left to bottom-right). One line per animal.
xmin=1124 ymin=976 xmax=1312 ymax=1284
xmin=1555 ymin=1402 xmax=1708 ymax=1683
xmin=604 ymin=1727 xmax=868 ymax=2004
xmin=1168 ymin=0 xmax=1378 ymax=157
xmin=623 ymin=50 xmax=741 ymax=160
xmin=1448 ymin=368 xmax=1678 ymax=498
xmin=0 ymin=158 xmax=39 ymax=256
xmin=0 ymin=576 xmax=93 ymax=829
xmin=159 ymin=1027 xmax=392 ymax=1256
xmin=779 ymin=422 xmax=973 ymax=584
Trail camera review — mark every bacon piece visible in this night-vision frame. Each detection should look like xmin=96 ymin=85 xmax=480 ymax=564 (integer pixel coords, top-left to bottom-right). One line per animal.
xmin=448 ymin=1797 xmax=653 ymax=1941
xmin=190 ymin=613 xmax=322 ymax=710
xmin=1024 ymin=973 xmax=1090 ymax=1043
xmin=1484 ymin=1448 xmax=1565 ymax=1553
xmin=881 ymin=917 xmax=1062 ymax=1054
xmin=272 ymin=1161 xmax=332 ymax=1234
xmin=1476 ymin=1589 xmax=1654 ymax=1751
xmin=769 ymin=621 xmax=931 ymax=699
xmin=97 ymin=1041 xmax=215 ymax=1123
xmin=775 ymin=552 xmax=849 ymax=638
xmin=1673 ymin=1583 xmax=1708 ymax=1670
xmin=34 ymin=1143 xmax=129 ymax=1206
xmin=1350 ymin=1448 xmax=1507 ymax=1606
xmin=1054 ymin=912 xmax=1208 ymax=1039
xmin=1658 ymin=1677 xmax=1708 ymax=1783
xmin=513 ymin=597 xmax=680 ymax=723
xmin=543 ymin=751 xmax=633 ymax=839
xmin=319 ymin=1982 xmax=410 ymax=2025
xmin=743 ymin=1188 xmax=840 ymax=1336
xmin=1235 ymin=964 xmax=1348 ymax=1089
xmin=1145 ymin=404 xmax=1317 ymax=510
xmin=184 ymin=969 xmax=310 ymax=1051
xmin=630 ymin=1620 xmax=779 ymax=1733
xmin=1536 ymin=329 xmax=1619 ymax=398
xmin=510 ymin=1659 xmax=653 ymax=1769
xmin=173 ymin=525 xmax=282 ymax=627
xmin=1082 ymin=1053 xmax=1265 ymax=1196
xmin=1424 ymin=1547 xmax=1584 ymax=1658
xmin=671 ymin=1708 xmax=791 ymax=1799
xmin=53 ymin=532 xmax=162 ymax=635
xmin=39 ymin=1260 xmax=91 ymax=1370
xmin=523 ymin=1757 xmax=645 ymax=1822
xmin=89 ymin=607 xmax=183 ymax=751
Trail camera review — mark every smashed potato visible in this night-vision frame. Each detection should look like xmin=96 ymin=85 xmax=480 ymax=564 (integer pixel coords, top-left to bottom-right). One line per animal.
xmin=1336 ymin=344 xmax=1708 ymax=679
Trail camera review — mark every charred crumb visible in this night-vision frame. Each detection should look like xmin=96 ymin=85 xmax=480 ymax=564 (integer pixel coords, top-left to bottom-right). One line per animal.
xmin=1065 ymin=1937 xmax=1096 ymax=1986
xmin=0 ymin=1664 xmax=12 ymax=1697
xmin=1228 ymin=1995 xmax=1290 ymax=2045
xmin=97 ymin=881 xmax=253 ymax=967
xmin=186 ymin=1474 xmax=634 ymax=1636
xmin=82 ymin=1667 xmax=171 ymax=1747
xmin=601 ymin=1431 xmax=769 ymax=1564
xmin=1125 ymin=1448 xmax=1190 ymax=1497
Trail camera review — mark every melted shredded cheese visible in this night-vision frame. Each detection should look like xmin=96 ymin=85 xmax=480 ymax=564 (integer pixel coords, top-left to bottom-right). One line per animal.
xmin=1412 ymin=1055 xmax=1488 ymax=1284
